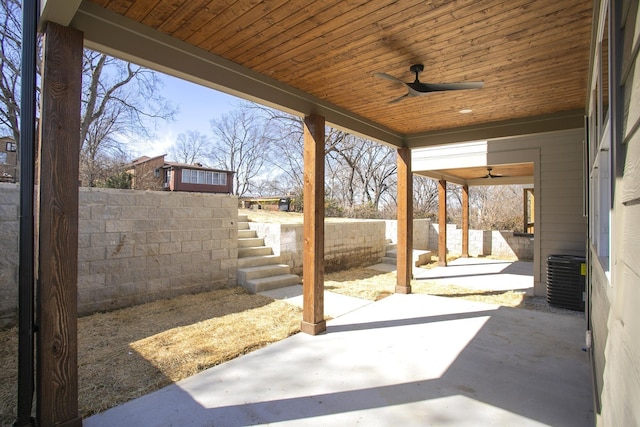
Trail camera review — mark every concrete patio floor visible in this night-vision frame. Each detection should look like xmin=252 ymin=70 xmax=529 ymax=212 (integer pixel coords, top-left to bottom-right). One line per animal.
xmin=85 ymin=261 xmax=593 ymax=426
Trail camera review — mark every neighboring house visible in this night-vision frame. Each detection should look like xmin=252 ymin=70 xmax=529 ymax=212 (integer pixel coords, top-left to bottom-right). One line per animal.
xmin=0 ymin=136 xmax=17 ymax=183
xmin=129 ymin=154 xmax=234 ymax=194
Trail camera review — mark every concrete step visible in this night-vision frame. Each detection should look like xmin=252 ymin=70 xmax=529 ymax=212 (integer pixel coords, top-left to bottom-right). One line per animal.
xmin=386 ymin=243 xmax=397 ymax=251
xmin=238 ymin=214 xmax=249 ymax=222
xmin=237 ymin=264 xmax=291 ymax=284
xmin=238 ymin=237 xmax=265 ymax=248
xmin=238 ymin=246 xmax=273 ymax=258
xmin=383 ymin=249 xmax=432 ymax=267
xmin=238 ymin=229 xmax=256 ymax=238
xmin=237 ymin=254 xmax=282 ymax=268
xmin=238 ymin=221 xmax=250 ymax=230
xmin=242 ymin=274 xmax=301 ymax=294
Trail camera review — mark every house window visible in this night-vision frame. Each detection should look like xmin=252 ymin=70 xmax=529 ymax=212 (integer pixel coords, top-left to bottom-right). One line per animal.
xmin=154 ymin=168 xmax=160 ymax=178
xmin=180 ymin=168 xmax=227 ymax=185
xmin=0 ymin=153 xmax=6 ymax=164
xmin=5 ymin=141 xmax=16 ymax=152
xmin=588 ymin=1 xmax=612 ymax=276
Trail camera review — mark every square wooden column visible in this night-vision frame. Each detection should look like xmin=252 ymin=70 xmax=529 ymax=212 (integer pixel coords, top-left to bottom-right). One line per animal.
xmin=301 ymin=114 xmax=326 ymax=335
xmin=462 ymin=184 xmax=469 ymax=257
xmin=36 ymin=22 xmax=83 ymax=427
xmin=438 ymin=179 xmax=447 ymax=266
xmin=396 ymin=146 xmax=413 ymax=294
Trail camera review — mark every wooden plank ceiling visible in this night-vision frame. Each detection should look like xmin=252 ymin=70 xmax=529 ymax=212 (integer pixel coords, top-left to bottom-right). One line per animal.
xmin=86 ymin=0 xmax=592 ymax=137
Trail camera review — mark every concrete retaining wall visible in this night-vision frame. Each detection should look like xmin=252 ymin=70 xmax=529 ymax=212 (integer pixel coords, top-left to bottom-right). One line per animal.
xmin=249 ymin=221 xmax=388 ymax=274
xmin=0 ymin=184 xmax=18 ymax=329
xmin=428 ymin=223 xmax=534 ymax=260
xmin=384 ymin=219 xmax=432 ymax=250
xmin=1 ymin=185 xmax=237 ymax=328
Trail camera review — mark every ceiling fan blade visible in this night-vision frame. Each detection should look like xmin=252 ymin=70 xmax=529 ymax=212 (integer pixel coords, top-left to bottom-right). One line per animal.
xmin=375 ymin=72 xmax=406 ymax=85
xmin=421 ymin=81 xmax=484 ymax=92
xmin=389 ymin=93 xmax=409 ymax=104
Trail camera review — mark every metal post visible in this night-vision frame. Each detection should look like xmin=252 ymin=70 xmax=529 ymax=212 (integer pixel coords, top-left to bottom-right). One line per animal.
xmin=15 ymin=0 xmax=38 ymax=426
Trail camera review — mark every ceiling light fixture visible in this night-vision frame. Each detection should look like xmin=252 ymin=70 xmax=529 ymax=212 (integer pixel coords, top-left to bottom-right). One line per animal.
xmin=459 ymin=108 xmax=473 ymax=114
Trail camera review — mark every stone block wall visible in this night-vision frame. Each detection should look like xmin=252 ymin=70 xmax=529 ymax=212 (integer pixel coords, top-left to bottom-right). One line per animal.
xmin=384 ymin=219 xmax=432 ymax=250
xmin=250 ymin=221 xmax=387 ymax=274
xmin=429 ymin=223 xmax=533 ymax=260
xmin=77 ymin=188 xmax=237 ymax=315
xmin=0 ymin=186 xmax=237 ymax=328
xmin=0 ymin=184 xmax=18 ymax=329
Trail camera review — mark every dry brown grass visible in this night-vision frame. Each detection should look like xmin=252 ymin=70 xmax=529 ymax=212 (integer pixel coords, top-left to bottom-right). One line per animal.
xmin=1 ymin=262 xmax=567 ymax=425
xmin=325 ymin=267 xmax=527 ymax=307
xmin=0 ymin=287 xmax=301 ymax=424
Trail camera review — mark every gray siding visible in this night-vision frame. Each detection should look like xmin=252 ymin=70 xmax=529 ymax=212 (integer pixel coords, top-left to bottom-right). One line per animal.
xmin=590 ymin=1 xmax=640 ymax=425
xmin=476 ymin=129 xmax=586 ymax=295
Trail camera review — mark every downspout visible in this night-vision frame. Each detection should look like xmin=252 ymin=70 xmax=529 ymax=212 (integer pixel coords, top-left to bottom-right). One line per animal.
xmin=15 ymin=0 xmax=39 ymax=426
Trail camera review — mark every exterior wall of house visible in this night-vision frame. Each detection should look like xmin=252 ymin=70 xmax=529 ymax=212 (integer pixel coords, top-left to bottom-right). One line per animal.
xmin=172 ymin=166 xmax=234 ymax=193
xmin=589 ymin=1 xmax=640 ymax=425
xmin=414 ymin=128 xmax=586 ymax=295
xmin=131 ymin=155 xmax=165 ymax=190
xmin=0 ymin=186 xmax=237 ymax=328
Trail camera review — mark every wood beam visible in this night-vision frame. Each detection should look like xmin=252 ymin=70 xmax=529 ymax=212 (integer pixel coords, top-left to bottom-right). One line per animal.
xmin=301 ymin=114 xmax=326 ymax=335
xmin=36 ymin=22 xmax=83 ymax=427
xmin=523 ymin=188 xmax=528 ymax=234
xmin=396 ymin=147 xmax=413 ymax=294
xmin=438 ymin=180 xmax=448 ymax=266
xmin=462 ymin=184 xmax=469 ymax=257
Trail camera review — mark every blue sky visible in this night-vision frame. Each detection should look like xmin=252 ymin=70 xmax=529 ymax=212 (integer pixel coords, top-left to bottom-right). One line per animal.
xmin=131 ymin=73 xmax=241 ymax=158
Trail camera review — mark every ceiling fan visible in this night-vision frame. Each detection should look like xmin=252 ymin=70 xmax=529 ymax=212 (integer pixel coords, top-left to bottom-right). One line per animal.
xmin=375 ymin=64 xmax=484 ymax=103
xmin=482 ymin=167 xmax=504 ymax=179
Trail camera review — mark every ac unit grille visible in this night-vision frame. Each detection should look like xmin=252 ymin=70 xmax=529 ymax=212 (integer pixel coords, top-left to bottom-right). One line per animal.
xmin=546 ymin=254 xmax=586 ymax=311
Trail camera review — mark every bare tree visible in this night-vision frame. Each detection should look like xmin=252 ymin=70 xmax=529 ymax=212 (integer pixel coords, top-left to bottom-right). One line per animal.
xmin=0 ymin=2 xmax=176 ymax=185
xmin=413 ymin=175 xmax=439 ymax=219
xmin=0 ymin=0 xmax=31 ymax=143
xmin=470 ymin=185 xmax=524 ymax=231
xmin=168 ymin=130 xmax=210 ymax=164
xmin=209 ymin=105 xmax=270 ymax=197
xmin=80 ymin=106 xmax=122 ymax=187
xmin=80 ymin=50 xmax=176 ymax=186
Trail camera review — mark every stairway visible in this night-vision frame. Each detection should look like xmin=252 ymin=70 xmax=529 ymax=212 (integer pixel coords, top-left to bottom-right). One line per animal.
xmin=381 ymin=239 xmax=432 ymax=267
xmin=237 ymin=214 xmax=301 ymax=293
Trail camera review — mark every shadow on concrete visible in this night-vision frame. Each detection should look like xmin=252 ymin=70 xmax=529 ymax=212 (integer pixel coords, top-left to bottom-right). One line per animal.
xmin=85 ymin=294 xmax=592 ymax=427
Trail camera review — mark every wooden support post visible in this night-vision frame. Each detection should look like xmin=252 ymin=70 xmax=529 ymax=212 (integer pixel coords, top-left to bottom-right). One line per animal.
xmin=396 ymin=147 xmax=413 ymax=294
xmin=301 ymin=114 xmax=326 ymax=335
xmin=36 ymin=22 xmax=83 ymax=427
xmin=523 ymin=188 xmax=527 ymax=233
xmin=529 ymin=189 xmax=534 ymax=233
xmin=462 ymin=184 xmax=469 ymax=258
xmin=438 ymin=180 xmax=447 ymax=266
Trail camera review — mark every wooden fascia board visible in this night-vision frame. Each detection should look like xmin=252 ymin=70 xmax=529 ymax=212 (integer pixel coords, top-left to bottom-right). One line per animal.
xmin=404 ymin=110 xmax=585 ymax=148
xmin=39 ymin=0 xmax=83 ymax=28
xmin=70 ymin=2 xmax=403 ymax=148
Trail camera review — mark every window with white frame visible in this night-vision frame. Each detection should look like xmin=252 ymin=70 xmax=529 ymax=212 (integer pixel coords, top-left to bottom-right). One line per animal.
xmin=588 ymin=1 xmax=611 ymax=273
xmin=181 ymin=168 xmax=228 ymax=186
